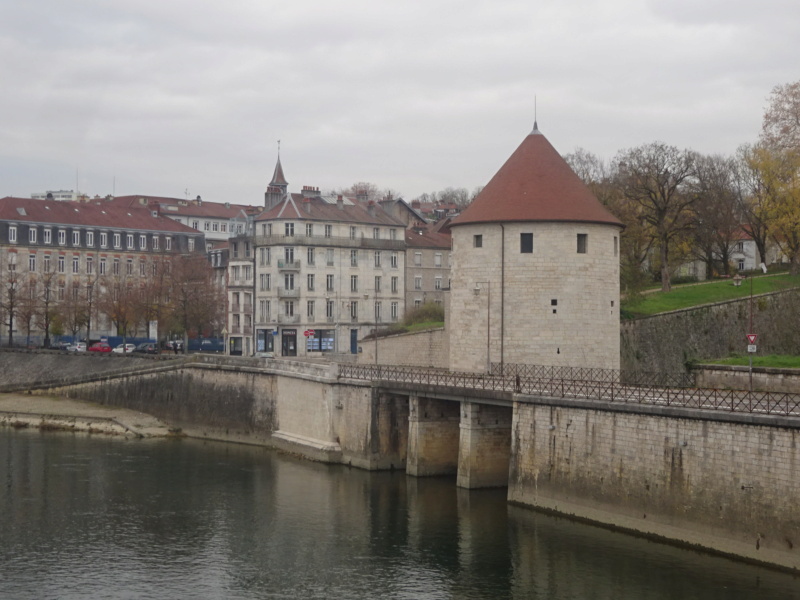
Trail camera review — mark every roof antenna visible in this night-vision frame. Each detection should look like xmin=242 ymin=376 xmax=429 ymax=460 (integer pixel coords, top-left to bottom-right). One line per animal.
xmin=532 ymin=96 xmax=540 ymax=134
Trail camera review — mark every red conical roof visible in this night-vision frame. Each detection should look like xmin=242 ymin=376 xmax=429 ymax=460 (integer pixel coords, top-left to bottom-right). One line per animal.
xmin=453 ymin=126 xmax=622 ymax=228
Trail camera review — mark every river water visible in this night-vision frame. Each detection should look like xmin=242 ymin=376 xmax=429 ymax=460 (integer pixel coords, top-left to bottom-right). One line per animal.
xmin=1 ymin=429 xmax=798 ymax=599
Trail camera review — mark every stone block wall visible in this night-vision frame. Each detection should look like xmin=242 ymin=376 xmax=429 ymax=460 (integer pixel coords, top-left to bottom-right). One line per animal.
xmin=449 ymin=222 xmax=621 ymax=373
xmin=359 ymin=327 xmax=448 ymax=369
xmin=509 ymin=399 xmax=800 ymax=570
xmin=621 ymin=289 xmax=800 ymax=373
xmin=694 ymin=365 xmax=800 ymax=393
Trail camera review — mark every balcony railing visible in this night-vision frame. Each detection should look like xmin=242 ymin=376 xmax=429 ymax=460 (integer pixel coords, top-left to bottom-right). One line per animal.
xmin=277 ymin=287 xmax=300 ymax=298
xmin=230 ymin=304 xmax=253 ymax=315
xmin=278 ymin=314 xmax=300 ymax=324
xmin=277 ymin=259 xmax=301 ymax=270
xmin=255 ymin=233 xmax=405 ymax=251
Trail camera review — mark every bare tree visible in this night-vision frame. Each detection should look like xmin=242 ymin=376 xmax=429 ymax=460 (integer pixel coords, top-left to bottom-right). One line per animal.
xmin=692 ymin=154 xmax=742 ymax=277
xmin=614 ymin=143 xmax=697 ymax=292
xmin=760 ymin=80 xmax=800 ymax=154
xmin=168 ymin=254 xmax=225 ymax=350
xmin=37 ymin=271 xmax=58 ymax=348
xmin=0 ymin=261 xmax=20 ymax=346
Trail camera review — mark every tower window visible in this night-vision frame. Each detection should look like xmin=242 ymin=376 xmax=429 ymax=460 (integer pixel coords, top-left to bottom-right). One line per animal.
xmin=520 ymin=233 xmax=533 ymax=253
xmin=577 ymin=234 xmax=588 ymax=254
xmin=473 ymin=234 xmax=483 ymax=248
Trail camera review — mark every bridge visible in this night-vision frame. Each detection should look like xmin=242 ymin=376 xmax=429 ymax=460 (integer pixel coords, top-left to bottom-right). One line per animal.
xmin=3 ymin=350 xmax=800 ymax=570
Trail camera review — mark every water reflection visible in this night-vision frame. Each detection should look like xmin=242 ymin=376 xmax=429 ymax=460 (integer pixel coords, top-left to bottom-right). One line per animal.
xmin=1 ymin=429 xmax=798 ymax=599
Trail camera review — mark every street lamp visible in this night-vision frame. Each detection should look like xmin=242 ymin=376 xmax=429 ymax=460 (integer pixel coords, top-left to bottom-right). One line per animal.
xmin=474 ymin=281 xmax=490 ymax=374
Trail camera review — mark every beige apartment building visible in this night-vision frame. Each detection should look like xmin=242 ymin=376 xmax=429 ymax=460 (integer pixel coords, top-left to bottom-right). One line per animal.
xmin=227 ymin=187 xmax=407 ymax=357
xmin=404 ymin=226 xmax=452 ymax=309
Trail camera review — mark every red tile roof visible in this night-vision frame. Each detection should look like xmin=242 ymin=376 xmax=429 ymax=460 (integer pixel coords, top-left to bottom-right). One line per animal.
xmin=0 ymin=197 xmax=200 ymax=234
xmin=405 ymin=228 xmax=452 ymax=249
xmin=453 ymin=127 xmax=623 ymax=228
xmin=109 ymin=195 xmax=261 ymax=218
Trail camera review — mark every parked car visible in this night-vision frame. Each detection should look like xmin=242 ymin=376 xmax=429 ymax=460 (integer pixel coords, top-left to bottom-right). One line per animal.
xmin=88 ymin=342 xmax=112 ymax=353
xmin=133 ymin=342 xmax=159 ymax=355
xmin=66 ymin=342 xmax=87 ymax=352
xmin=112 ymin=343 xmax=137 ymax=354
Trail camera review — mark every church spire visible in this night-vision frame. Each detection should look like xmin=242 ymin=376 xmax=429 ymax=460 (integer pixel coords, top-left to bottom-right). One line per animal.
xmin=265 ymin=141 xmax=289 ymax=209
xmin=271 ymin=140 xmax=288 ymax=187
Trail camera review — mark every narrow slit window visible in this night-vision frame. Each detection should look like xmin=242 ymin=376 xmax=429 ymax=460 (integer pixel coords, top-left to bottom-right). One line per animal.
xmin=520 ymin=233 xmax=533 ymax=253
xmin=577 ymin=233 xmax=588 ymax=254
xmin=473 ymin=234 xmax=483 ymax=248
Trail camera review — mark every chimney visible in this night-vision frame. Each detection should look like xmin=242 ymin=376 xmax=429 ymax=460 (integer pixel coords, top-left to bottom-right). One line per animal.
xmin=367 ymin=200 xmax=376 ymax=216
xmin=337 ymin=195 xmax=344 ymax=210
xmin=411 ymin=200 xmax=421 ymax=209
xmin=196 ymin=195 xmax=202 ymax=206
xmin=302 ymin=185 xmax=317 ymax=199
xmin=356 ymin=189 xmax=368 ymax=203
xmin=303 ymin=195 xmax=312 ymax=214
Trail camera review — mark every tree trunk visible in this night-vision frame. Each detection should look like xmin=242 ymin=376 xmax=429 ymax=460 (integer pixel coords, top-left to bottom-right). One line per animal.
xmin=660 ymin=241 xmax=672 ymax=292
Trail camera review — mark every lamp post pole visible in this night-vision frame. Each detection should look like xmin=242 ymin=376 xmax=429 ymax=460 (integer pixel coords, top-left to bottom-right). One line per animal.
xmin=474 ymin=281 xmax=491 ymax=374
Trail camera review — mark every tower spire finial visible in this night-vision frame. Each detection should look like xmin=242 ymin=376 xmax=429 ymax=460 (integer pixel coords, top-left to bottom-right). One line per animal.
xmin=532 ymin=96 xmax=539 ymax=134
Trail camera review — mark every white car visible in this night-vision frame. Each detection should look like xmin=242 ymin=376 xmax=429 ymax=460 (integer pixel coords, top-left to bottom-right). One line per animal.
xmin=112 ymin=343 xmax=137 ymax=354
xmin=67 ymin=342 xmax=87 ymax=352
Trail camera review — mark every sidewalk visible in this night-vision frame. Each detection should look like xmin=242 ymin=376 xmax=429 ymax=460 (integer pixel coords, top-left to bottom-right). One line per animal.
xmin=0 ymin=393 xmax=173 ymax=437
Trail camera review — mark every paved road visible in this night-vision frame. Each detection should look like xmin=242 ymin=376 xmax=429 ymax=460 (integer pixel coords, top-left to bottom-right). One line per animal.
xmin=0 ymin=393 xmax=172 ymax=437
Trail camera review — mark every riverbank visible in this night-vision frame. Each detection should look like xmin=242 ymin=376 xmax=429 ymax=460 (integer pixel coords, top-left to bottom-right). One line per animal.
xmin=0 ymin=393 xmax=175 ymax=437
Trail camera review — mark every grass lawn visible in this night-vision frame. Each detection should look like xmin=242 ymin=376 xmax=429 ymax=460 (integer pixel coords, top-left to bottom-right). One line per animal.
xmin=705 ymin=355 xmax=800 ymax=369
xmin=623 ymin=274 xmax=800 ymax=317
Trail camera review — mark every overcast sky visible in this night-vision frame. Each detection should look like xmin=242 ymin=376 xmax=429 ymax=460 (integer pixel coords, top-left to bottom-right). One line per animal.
xmin=1 ymin=0 xmax=798 ymax=205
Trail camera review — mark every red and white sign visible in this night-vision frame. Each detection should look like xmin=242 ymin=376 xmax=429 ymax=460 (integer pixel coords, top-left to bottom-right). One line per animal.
xmin=746 ymin=333 xmax=758 ymax=344
xmin=304 ymin=329 xmax=315 ymax=337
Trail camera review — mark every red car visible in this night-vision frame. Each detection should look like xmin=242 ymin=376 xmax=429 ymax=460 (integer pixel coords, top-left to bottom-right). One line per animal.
xmin=88 ymin=342 xmax=112 ymax=353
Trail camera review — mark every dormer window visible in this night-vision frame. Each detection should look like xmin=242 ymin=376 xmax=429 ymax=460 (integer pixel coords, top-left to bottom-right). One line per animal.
xmin=72 ymin=231 xmax=80 ymax=246
xmin=43 ymin=229 xmax=52 ymax=244
xmin=58 ymin=230 xmax=66 ymax=245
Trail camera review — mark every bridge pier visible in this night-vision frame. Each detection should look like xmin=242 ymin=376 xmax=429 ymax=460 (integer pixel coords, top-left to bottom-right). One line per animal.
xmin=407 ymin=395 xmax=460 ymax=476
xmin=457 ymin=402 xmax=512 ymax=489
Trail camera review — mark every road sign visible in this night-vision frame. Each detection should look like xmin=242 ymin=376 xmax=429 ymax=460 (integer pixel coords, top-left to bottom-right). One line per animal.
xmin=304 ymin=329 xmax=315 ymax=337
xmin=747 ymin=344 xmax=757 ymax=353
xmin=746 ymin=333 xmax=758 ymax=344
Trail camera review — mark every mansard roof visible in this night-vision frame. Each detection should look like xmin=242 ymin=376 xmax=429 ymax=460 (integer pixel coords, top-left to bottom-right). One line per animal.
xmin=255 ymin=194 xmax=404 ymax=227
xmin=453 ymin=125 xmax=623 ymax=228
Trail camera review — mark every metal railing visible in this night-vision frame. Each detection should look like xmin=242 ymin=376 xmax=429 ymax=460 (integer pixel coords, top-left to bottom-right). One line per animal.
xmin=337 ymin=364 xmax=800 ymax=417
xmin=491 ymin=362 xmax=696 ymax=388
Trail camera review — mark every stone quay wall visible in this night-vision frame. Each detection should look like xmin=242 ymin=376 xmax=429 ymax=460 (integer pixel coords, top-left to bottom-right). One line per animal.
xmin=509 ymin=397 xmax=800 ymax=571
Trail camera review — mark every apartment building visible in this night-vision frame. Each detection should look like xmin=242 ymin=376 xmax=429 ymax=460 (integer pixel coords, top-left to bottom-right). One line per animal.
xmin=0 ymin=196 xmax=205 ymax=343
xmin=239 ymin=189 xmax=406 ymax=357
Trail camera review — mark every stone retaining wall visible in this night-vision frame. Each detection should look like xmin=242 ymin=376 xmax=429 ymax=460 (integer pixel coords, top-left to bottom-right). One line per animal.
xmin=358 ymin=327 xmax=448 ymax=368
xmin=621 ymin=289 xmax=800 ymax=373
xmin=509 ymin=397 xmax=800 ymax=571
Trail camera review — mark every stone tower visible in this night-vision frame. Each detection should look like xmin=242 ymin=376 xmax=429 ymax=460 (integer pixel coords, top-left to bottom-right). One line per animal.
xmin=448 ymin=124 xmax=623 ymax=373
